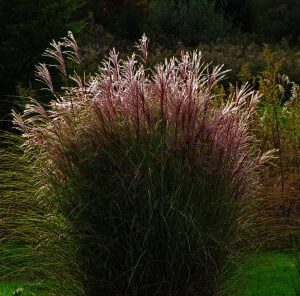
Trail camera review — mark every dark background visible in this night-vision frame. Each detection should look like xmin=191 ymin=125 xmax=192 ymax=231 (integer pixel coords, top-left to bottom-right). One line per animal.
xmin=1 ymin=0 xmax=300 ymax=130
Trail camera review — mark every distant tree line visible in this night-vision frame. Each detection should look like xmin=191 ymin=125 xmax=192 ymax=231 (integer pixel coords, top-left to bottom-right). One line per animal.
xmin=88 ymin=0 xmax=300 ymax=43
xmin=1 ymin=0 xmax=300 ymax=130
xmin=0 ymin=0 xmax=85 ymax=130
xmin=221 ymin=0 xmax=300 ymax=43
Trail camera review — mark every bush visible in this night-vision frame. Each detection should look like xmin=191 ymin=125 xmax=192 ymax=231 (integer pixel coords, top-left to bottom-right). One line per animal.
xmin=232 ymin=48 xmax=300 ymax=249
xmin=148 ymin=0 xmax=231 ymax=46
xmin=1 ymin=34 xmax=270 ymax=295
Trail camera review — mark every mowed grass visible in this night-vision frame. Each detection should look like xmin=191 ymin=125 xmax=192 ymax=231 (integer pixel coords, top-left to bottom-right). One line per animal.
xmin=228 ymin=252 xmax=298 ymax=296
xmin=0 ymin=280 xmax=50 ymax=296
xmin=0 ymin=252 xmax=298 ymax=295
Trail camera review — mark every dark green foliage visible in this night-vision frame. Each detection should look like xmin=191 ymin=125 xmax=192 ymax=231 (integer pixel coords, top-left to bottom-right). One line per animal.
xmin=1 ymin=34 xmax=267 ymax=295
xmin=222 ymin=0 xmax=300 ymax=42
xmin=218 ymin=0 xmax=253 ymax=32
xmin=250 ymin=0 xmax=300 ymax=42
xmin=57 ymin=138 xmax=245 ymax=295
xmin=0 ymin=0 xmax=85 ymax=130
xmin=86 ymin=0 xmax=149 ymax=39
xmin=148 ymin=0 xmax=231 ymax=46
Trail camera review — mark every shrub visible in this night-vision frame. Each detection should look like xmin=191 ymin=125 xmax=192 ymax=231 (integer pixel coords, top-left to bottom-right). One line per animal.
xmin=1 ymin=34 xmax=270 ymax=295
xmin=238 ymin=48 xmax=300 ymax=196
xmin=148 ymin=0 xmax=231 ymax=46
xmin=235 ymin=49 xmax=300 ymax=248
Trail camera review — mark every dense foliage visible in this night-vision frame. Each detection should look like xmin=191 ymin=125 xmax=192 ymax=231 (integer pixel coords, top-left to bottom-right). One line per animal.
xmin=222 ymin=0 xmax=300 ymax=42
xmin=148 ymin=0 xmax=231 ymax=45
xmin=0 ymin=35 xmax=269 ymax=295
xmin=2 ymin=1 xmax=300 ymax=294
xmin=86 ymin=0 xmax=149 ymax=39
xmin=2 ymin=0 xmax=300 ymax=132
xmin=0 ymin=0 xmax=85 ymax=129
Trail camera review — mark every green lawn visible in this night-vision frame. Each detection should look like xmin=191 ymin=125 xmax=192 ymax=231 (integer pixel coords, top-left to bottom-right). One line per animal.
xmin=227 ymin=252 xmax=298 ymax=296
xmin=0 ymin=252 xmax=298 ymax=296
xmin=0 ymin=280 xmax=49 ymax=296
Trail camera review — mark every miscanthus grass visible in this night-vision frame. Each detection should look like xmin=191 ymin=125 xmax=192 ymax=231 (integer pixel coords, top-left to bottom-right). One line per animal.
xmin=0 ymin=32 xmax=271 ymax=296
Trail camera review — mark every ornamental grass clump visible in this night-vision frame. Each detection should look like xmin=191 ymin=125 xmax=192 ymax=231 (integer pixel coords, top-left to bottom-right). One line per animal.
xmin=2 ymin=33 xmax=270 ymax=295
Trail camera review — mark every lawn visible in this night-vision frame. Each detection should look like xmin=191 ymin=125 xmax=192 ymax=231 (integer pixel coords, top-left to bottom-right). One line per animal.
xmin=0 ymin=252 xmax=298 ymax=296
xmin=0 ymin=280 xmax=51 ymax=296
xmin=227 ymin=252 xmax=298 ymax=296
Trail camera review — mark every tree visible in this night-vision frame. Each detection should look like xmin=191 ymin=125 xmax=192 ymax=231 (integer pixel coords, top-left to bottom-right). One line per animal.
xmin=221 ymin=0 xmax=300 ymax=42
xmin=148 ymin=0 xmax=231 ymax=46
xmin=86 ymin=0 xmax=150 ymax=39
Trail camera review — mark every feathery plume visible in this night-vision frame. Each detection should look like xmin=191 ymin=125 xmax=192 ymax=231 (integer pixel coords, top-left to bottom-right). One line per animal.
xmin=35 ymin=63 xmax=54 ymax=92
xmin=44 ymin=40 xmax=66 ymax=76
